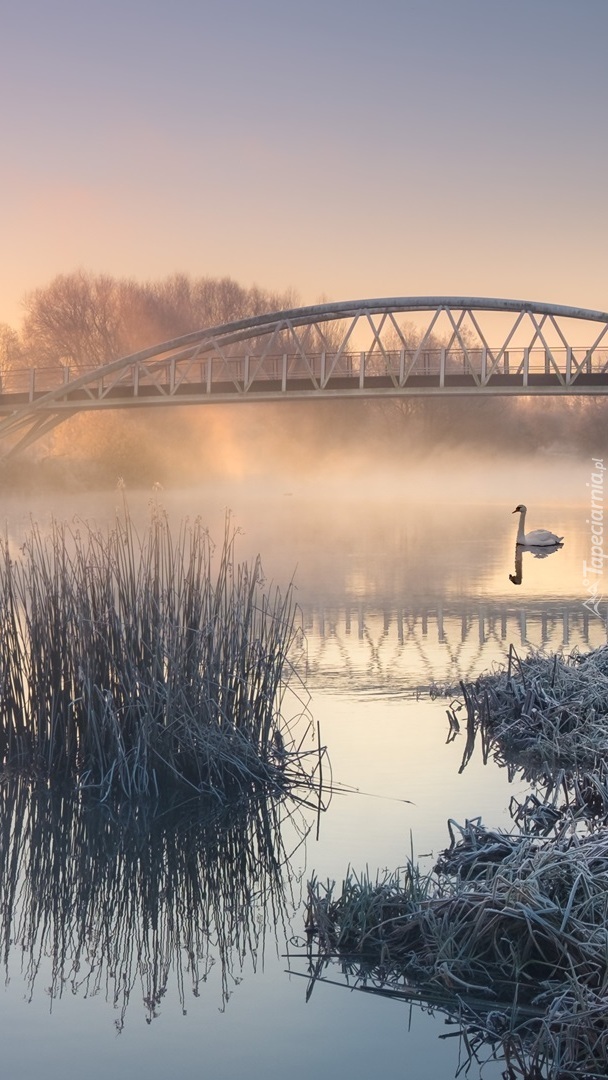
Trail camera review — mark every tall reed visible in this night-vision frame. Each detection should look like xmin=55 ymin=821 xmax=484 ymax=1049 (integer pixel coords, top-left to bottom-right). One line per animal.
xmin=0 ymin=501 xmax=317 ymax=799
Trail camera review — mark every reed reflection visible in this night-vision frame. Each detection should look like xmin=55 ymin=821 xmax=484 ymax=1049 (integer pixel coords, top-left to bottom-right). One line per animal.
xmin=0 ymin=777 xmax=318 ymax=1028
xmin=294 ymin=948 xmax=547 ymax=1080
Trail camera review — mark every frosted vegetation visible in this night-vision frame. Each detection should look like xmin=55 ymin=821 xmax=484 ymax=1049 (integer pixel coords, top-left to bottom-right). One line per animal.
xmin=306 ymin=646 xmax=608 ymax=1079
xmin=0 ymin=496 xmax=320 ymax=801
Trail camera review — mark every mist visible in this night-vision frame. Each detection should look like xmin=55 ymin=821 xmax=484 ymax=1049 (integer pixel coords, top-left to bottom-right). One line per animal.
xmin=1 ymin=269 xmax=603 ymax=513
xmin=1 ymin=393 xmax=598 ymax=513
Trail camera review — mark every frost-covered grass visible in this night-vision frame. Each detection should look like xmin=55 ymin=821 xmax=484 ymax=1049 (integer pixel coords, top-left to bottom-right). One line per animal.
xmin=304 ymin=645 xmax=608 ymax=1078
xmin=0 ymin=500 xmax=318 ymax=800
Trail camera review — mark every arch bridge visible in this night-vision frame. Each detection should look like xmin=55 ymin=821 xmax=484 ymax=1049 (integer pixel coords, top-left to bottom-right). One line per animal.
xmin=2 ymin=295 xmax=608 ymax=457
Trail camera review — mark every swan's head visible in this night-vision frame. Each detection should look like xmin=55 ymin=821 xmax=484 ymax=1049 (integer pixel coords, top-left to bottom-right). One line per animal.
xmin=512 ymin=504 xmax=527 ymax=514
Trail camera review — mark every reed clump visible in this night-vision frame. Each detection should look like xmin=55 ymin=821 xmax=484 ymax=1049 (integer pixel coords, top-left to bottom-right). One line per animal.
xmin=308 ymin=828 xmax=608 ymax=999
xmin=303 ymin=645 xmax=608 ymax=1076
xmin=453 ymin=644 xmax=608 ymax=777
xmin=305 ymin=822 xmax=608 ymax=1077
xmin=451 ymin=644 xmax=608 ymax=828
xmin=0 ymin=501 xmax=319 ymax=799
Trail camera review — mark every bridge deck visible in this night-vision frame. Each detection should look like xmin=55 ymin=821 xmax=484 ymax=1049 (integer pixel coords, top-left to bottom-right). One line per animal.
xmin=2 ymin=296 xmax=608 ymax=454
xmin=3 ymin=370 xmax=608 ymax=415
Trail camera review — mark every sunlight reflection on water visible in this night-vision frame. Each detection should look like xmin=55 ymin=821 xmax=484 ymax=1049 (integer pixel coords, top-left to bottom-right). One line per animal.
xmin=0 ymin=473 xmax=603 ymax=1079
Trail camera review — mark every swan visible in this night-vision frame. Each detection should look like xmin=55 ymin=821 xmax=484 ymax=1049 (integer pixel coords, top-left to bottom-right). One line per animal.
xmin=512 ymin=504 xmax=564 ymax=547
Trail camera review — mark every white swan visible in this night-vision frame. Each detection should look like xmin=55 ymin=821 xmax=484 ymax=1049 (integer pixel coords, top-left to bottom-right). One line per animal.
xmin=512 ymin=504 xmax=564 ymax=547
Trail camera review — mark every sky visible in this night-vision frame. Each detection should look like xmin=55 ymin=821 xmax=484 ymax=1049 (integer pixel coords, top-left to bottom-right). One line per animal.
xmin=1 ymin=0 xmax=607 ymax=330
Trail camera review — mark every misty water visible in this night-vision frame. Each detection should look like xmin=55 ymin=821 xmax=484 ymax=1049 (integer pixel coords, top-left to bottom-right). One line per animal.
xmin=0 ymin=464 xmax=605 ymax=1080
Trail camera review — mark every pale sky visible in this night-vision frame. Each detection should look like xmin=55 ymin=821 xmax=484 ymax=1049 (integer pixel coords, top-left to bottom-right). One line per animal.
xmin=1 ymin=0 xmax=607 ymax=330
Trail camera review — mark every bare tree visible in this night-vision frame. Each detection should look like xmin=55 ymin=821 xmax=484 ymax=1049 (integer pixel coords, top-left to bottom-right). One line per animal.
xmin=0 ymin=323 xmax=21 ymax=366
xmin=22 ymin=270 xmax=298 ymax=373
xmin=149 ymin=274 xmax=297 ymax=345
xmin=22 ymin=271 xmax=130 ymax=371
xmin=17 ymin=270 xmax=304 ymax=480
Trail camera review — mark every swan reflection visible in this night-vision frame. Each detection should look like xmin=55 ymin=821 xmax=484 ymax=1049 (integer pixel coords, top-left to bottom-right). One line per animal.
xmin=509 ymin=541 xmax=563 ymax=585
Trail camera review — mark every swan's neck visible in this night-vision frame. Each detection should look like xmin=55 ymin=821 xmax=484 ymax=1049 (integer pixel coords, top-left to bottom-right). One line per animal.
xmin=510 ymin=545 xmax=523 ymax=584
xmin=516 ymin=508 xmax=527 ymax=544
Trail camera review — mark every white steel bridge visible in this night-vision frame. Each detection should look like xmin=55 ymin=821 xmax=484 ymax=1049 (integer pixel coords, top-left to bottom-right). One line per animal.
xmin=2 ymin=295 xmax=608 ymax=456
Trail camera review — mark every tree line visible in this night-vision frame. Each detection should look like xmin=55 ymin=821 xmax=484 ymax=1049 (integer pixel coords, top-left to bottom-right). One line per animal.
xmin=1 ymin=270 xmax=295 ymax=372
xmin=0 ymin=270 xmax=604 ymax=489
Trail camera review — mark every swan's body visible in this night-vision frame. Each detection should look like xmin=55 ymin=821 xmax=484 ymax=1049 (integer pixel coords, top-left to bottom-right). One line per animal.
xmin=512 ymin=504 xmax=563 ymax=547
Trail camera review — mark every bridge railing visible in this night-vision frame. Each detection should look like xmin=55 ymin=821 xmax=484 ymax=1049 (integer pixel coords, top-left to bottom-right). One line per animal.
xmin=2 ymin=346 xmax=608 ymax=404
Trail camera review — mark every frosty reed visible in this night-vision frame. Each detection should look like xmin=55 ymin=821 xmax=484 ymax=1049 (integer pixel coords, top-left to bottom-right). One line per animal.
xmin=305 ymin=825 xmax=608 ymax=1079
xmin=0 ymin=499 xmax=318 ymax=799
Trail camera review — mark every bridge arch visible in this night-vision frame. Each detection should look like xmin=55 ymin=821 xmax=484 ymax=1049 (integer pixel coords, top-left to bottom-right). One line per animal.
xmin=1 ymin=295 xmax=608 ymax=457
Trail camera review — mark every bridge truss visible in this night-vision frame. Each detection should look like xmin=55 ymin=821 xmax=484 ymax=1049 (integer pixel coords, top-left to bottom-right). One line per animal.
xmin=1 ymin=295 xmax=608 ymax=457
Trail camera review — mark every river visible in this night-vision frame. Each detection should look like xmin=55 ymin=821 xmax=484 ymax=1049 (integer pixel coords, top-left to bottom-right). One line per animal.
xmin=0 ymin=462 xmax=604 ymax=1079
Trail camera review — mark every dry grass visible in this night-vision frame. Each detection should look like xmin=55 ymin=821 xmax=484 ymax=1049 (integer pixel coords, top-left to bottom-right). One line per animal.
xmin=0 ymin=497 xmax=321 ymax=800
xmin=304 ymin=646 xmax=608 ymax=1078
xmin=455 ymin=645 xmax=608 ymax=776
xmin=451 ymin=645 xmax=608 ymax=829
xmin=306 ymin=825 xmax=608 ymax=1077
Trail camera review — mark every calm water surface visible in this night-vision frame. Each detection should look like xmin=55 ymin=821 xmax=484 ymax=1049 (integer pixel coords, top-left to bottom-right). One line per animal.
xmin=0 ymin=470 xmax=604 ymax=1079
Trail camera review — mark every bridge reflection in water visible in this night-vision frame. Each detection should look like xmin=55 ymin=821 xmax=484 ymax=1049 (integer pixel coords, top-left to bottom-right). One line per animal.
xmin=297 ymin=599 xmax=607 ymax=695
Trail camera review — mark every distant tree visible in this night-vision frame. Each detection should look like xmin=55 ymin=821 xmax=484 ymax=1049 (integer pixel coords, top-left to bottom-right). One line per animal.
xmin=148 ymin=274 xmax=300 ymax=359
xmin=22 ymin=271 xmax=127 ymax=370
xmin=21 ymin=270 xmax=298 ymax=372
xmin=17 ymin=270 xmax=301 ymax=479
xmin=0 ymin=324 xmax=22 ymax=374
